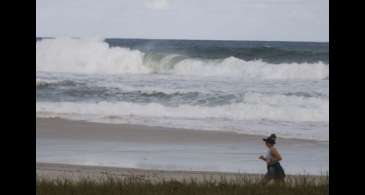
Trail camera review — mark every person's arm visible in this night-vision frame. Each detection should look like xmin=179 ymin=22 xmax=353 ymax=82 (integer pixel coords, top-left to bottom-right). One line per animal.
xmin=259 ymin=155 xmax=273 ymax=164
xmin=270 ymin=147 xmax=282 ymax=162
xmin=259 ymin=155 xmax=267 ymax=161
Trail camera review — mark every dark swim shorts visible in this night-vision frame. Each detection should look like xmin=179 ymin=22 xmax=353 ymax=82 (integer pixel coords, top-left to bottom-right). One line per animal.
xmin=266 ymin=162 xmax=286 ymax=179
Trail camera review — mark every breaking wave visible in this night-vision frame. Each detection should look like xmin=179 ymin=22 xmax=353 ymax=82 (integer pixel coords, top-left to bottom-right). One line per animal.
xmin=36 ymin=38 xmax=329 ymax=80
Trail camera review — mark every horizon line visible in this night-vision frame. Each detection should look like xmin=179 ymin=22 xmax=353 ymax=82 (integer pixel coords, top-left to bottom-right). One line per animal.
xmin=36 ymin=36 xmax=329 ymax=44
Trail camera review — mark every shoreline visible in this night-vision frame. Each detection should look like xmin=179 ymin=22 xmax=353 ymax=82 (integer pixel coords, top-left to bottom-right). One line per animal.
xmin=36 ymin=117 xmax=327 ymax=143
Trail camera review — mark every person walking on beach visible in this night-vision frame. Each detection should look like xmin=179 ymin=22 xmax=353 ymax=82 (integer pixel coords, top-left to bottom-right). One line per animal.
xmin=259 ymin=134 xmax=285 ymax=184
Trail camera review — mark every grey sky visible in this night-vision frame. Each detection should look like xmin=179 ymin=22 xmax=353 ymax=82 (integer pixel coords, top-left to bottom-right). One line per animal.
xmin=36 ymin=0 xmax=328 ymax=42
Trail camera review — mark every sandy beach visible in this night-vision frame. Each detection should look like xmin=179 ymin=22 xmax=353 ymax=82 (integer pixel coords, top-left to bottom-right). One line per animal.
xmin=37 ymin=118 xmax=328 ymax=176
xmin=36 ymin=162 xmax=260 ymax=182
xmin=37 ymin=162 xmax=327 ymax=184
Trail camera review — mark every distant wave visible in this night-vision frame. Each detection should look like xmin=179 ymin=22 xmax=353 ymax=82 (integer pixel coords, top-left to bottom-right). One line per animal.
xmin=36 ymin=76 xmax=328 ymax=106
xmin=36 ymin=79 xmax=80 ymax=88
xmin=36 ymin=38 xmax=329 ymax=80
xmin=36 ymin=92 xmax=328 ymax=123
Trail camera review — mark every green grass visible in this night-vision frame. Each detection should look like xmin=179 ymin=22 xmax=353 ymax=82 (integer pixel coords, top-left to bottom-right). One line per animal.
xmin=36 ymin=175 xmax=328 ymax=195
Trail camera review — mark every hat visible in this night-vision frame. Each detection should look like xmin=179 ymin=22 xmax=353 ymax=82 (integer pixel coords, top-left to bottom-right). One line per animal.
xmin=263 ymin=134 xmax=276 ymax=144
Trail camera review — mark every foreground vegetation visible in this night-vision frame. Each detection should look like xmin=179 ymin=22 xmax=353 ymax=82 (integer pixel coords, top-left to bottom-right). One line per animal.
xmin=36 ymin=175 xmax=328 ymax=195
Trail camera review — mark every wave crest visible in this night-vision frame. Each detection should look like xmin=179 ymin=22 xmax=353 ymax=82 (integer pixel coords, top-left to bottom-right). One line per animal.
xmin=36 ymin=38 xmax=329 ymax=80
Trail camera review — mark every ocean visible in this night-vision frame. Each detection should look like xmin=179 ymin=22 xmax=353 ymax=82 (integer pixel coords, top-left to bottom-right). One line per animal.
xmin=36 ymin=37 xmax=329 ymax=141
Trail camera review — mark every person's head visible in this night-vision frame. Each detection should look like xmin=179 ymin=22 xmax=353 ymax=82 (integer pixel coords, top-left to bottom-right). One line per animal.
xmin=263 ymin=134 xmax=276 ymax=148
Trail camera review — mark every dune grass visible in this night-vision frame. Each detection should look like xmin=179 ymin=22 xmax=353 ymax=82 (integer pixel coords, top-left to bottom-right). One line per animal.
xmin=36 ymin=175 xmax=328 ymax=195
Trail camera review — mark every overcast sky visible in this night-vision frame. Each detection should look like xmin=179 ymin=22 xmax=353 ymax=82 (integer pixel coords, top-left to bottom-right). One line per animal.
xmin=36 ymin=0 xmax=328 ymax=42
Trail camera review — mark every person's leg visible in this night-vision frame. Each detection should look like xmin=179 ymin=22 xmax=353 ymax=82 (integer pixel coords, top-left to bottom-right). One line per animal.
xmin=261 ymin=166 xmax=274 ymax=185
xmin=272 ymin=163 xmax=285 ymax=185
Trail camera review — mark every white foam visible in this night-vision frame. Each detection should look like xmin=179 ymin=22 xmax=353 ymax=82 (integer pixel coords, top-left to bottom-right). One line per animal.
xmin=36 ymin=78 xmax=59 ymax=87
xmin=170 ymin=57 xmax=328 ymax=80
xmin=36 ymin=89 xmax=329 ymax=141
xmin=36 ymin=38 xmax=329 ymax=80
xmin=36 ymin=38 xmax=150 ymax=74
xmin=36 ymin=92 xmax=328 ymax=123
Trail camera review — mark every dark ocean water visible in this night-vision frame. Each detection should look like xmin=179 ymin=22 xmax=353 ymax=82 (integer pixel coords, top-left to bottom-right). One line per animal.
xmin=37 ymin=37 xmax=328 ymax=64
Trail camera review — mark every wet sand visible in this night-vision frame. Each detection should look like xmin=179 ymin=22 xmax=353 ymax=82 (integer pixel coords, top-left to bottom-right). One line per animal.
xmin=36 ymin=118 xmax=328 ymax=175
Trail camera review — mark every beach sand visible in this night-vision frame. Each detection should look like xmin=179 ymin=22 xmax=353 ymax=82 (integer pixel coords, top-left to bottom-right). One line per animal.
xmin=37 ymin=162 xmax=327 ymax=183
xmin=37 ymin=162 xmax=260 ymax=182
xmin=36 ymin=118 xmax=328 ymax=176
